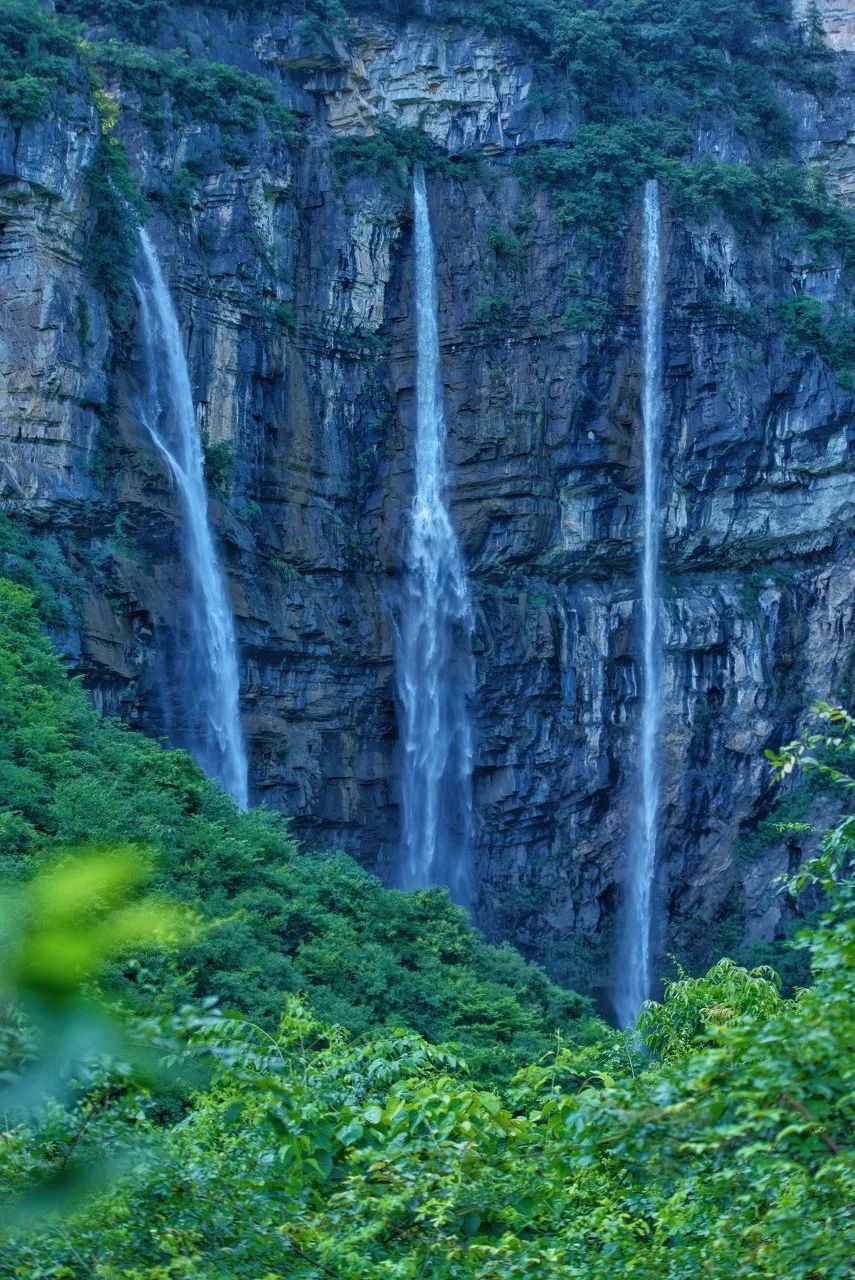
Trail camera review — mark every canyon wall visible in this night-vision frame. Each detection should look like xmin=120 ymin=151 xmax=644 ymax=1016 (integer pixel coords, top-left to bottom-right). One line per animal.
xmin=1 ymin=7 xmax=853 ymax=1003
xmin=794 ymin=0 xmax=855 ymax=52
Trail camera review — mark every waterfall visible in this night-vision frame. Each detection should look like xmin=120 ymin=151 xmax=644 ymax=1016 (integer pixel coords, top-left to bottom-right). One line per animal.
xmin=617 ymin=179 xmax=664 ymax=1028
xmin=133 ymin=228 xmax=249 ymax=808
xmin=396 ymin=165 xmax=475 ymax=904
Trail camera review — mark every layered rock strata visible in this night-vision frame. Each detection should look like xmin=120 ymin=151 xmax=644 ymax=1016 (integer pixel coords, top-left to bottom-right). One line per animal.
xmin=1 ymin=8 xmax=853 ymax=1003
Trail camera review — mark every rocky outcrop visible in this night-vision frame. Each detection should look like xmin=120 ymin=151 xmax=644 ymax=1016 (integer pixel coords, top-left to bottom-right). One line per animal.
xmin=794 ymin=0 xmax=855 ymax=51
xmin=1 ymin=7 xmax=853 ymax=1009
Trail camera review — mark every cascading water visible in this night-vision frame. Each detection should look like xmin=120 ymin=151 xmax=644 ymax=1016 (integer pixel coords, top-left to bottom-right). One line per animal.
xmin=133 ymin=228 xmax=249 ymax=808
xmin=617 ymin=179 xmax=664 ymax=1028
xmin=396 ymin=165 xmax=475 ymax=904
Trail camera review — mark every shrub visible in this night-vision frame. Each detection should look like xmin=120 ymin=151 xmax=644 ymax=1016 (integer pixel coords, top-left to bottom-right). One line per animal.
xmin=563 ymin=295 xmax=610 ymax=333
xmin=0 ymin=571 xmax=593 ymax=1075
xmin=0 ymin=512 xmax=79 ymax=628
xmin=84 ymin=131 xmax=146 ymax=340
xmin=88 ymin=42 xmax=298 ymax=145
xmin=486 ymin=222 xmax=524 ymax=260
xmin=57 ymin=0 xmax=169 ymax=42
xmin=203 ymin=440 xmax=236 ymax=496
xmin=148 ymin=164 xmax=195 ymax=217
xmin=475 ymin=290 xmax=512 ymax=324
xmin=0 ymin=1 xmax=79 ymax=125
xmin=778 ymin=296 xmax=855 ymax=386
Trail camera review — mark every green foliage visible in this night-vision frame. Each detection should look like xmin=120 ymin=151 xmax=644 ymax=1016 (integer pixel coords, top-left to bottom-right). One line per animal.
xmin=778 ymin=295 xmax=855 ymax=386
xmin=202 ymin=439 xmax=236 ymax=497
xmin=84 ymin=130 xmax=146 ymax=339
xmin=0 ymin=1 xmax=79 ymax=126
xmin=56 ymin=0 xmax=169 ymax=43
xmin=486 ymin=222 xmax=523 ymax=260
xmin=56 ymin=0 xmax=357 ymax=42
xmin=436 ymin=0 xmax=833 ymax=134
xmin=9 ymin=0 xmax=854 ymax=364
xmin=0 ymin=512 xmax=79 ymax=628
xmin=256 ymin=298 xmax=296 ymax=331
xmin=721 ymin=300 xmax=763 ymax=337
xmin=563 ymin=294 xmax=609 ymax=333
xmin=5 ymin=876 xmax=853 ymax=1276
xmin=1 ymin=592 xmax=854 ymax=1275
xmin=0 ymin=573 xmax=591 ymax=1076
xmin=148 ymin=164 xmax=195 ymax=218
xmin=768 ymin=702 xmax=855 ymax=798
xmin=670 ymin=157 xmax=855 ymax=264
xmin=3 ymin=846 xmax=189 ymax=1004
xmin=333 ymin=123 xmax=436 ymax=192
xmin=88 ymin=41 xmax=298 ymax=149
xmin=733 ymin=764 xmax=830 ymax=865
xmin=0 ymin=7 xmax=299 ymax=340
xmin=0 ymin=845 xmax=203 ymax=1228
xmin=495 ymin=1 xmax=852 ymax=262
xmin=638 ymin=955 xmax=783 ymax=1057
xmin=517 ymin=119 xmax=676 ymax=241
xmin=334 ymin=123 xmax=481 ymax=192
xmin=271 ymin=556 xmax=305 ymax=588
xmin=474 ymin=290 xmax=512 ymax=325
xmin=519 ymin=133 xmax=855 ymax=264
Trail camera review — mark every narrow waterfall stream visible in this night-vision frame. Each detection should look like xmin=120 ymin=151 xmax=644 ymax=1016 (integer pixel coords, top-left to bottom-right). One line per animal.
xmin=396 ymin=165 xmax=475 ymax=903
xmin=617 ymin=180 xmax=664 ymax=1027
xmin=134 ymin=229 xmax=249 ymax=808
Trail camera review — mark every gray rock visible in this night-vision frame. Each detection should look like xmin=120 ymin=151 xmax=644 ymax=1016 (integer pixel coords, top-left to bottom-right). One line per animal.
xmin=1 ymin=11 xmax=853 ymax=1008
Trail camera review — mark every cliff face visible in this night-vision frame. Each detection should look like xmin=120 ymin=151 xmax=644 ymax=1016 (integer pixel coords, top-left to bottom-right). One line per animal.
xmin=1 ymin=7 xmax=853 ymax=1003
xmin=794 ymin=0 xmax=855 ymax=52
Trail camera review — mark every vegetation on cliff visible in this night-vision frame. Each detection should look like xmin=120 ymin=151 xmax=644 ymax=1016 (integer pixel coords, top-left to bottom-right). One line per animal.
xmin=0 ymin=570 xmax=591 ymax=1074
xmin=1 ymin=614 xmax=852 ymax=1272
xmin=1 ymin=0 xmax=852 ymax=371
xmin=1 ymin=2 xmax=854 ymax=1272
xmin=0 ymin=527 xmax=853 ymax=1274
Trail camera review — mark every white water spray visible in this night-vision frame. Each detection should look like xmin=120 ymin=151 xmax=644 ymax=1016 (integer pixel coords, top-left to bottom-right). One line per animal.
xmin=396 ymin=165 xmax=475 ymax=903
xmin=134 ymin=228 xmax=249 ymax=808
xmin=617 ymin=180 xmax=664 ymax=1027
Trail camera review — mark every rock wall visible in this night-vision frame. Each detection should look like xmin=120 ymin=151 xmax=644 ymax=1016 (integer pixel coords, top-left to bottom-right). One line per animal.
xmin=1 ymin=7 xmax=853 ymax=1006
xmin=794 ymin=0 xmax=855 ymax=52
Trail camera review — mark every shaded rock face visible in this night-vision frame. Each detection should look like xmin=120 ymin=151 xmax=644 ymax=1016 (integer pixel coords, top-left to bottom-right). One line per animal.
xmin=1 ymin=9 xmax=853 ymax=1006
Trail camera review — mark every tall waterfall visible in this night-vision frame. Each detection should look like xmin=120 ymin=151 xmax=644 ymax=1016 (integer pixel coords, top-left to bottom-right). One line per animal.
xmin=617 ymin=179 xmax=664 ymax=1027
xmin=396 ymin=165 xmax=475 ymax=903
xmin=134 ymin=228 xmax=249 ymax=808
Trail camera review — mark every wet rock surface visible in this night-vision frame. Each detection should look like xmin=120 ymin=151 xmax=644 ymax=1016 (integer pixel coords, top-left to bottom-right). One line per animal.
xmin=1 ymin=8 xmax=853 ymax=1006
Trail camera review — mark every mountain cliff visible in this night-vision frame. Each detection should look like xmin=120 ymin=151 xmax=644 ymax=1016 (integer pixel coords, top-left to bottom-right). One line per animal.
xmin=1 ymin=0 xmax=853 ymax=1006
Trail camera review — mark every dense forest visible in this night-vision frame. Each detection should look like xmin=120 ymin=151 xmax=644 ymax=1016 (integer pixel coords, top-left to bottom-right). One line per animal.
xmin=1 ymin=0 xmax=854 ymax=1273
xmin=0 ymin=561 xmax=852 ymax=1274
xmin=0 ymin=568 xmax=852 ymax=1273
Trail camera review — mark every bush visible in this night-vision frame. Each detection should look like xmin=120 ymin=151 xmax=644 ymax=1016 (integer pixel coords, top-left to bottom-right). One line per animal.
xmin=0 ymin=512 xmax=79 ymax=628
xmin=57 ymin=0 xmax=169 ymax=42
xmin=486 ymin=222 xmax=524 ymax=259
xmin=517 ymin=119 xmax=675 ymax=241
xmin=6 ymin=866 xmax=853 ymax=1277
xmin=84 ymin=130 xmax=146 ymax=340
xmin=0 ymin=1 xmax=80 ymax=125
xmin=0 ymin=569 xmax=593 ymax=1076
xmin=88 ymin=41 xmax=298 ymax=145
xmin=203 ymin=439 xmax=236 ymax=495
xmin=148 ymin=164 xmax=196 ymax=217
xmin=778 ymin=295 xmax=855 ymax=386
xmin=475 ymin=290 xmax=512 ymax=324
